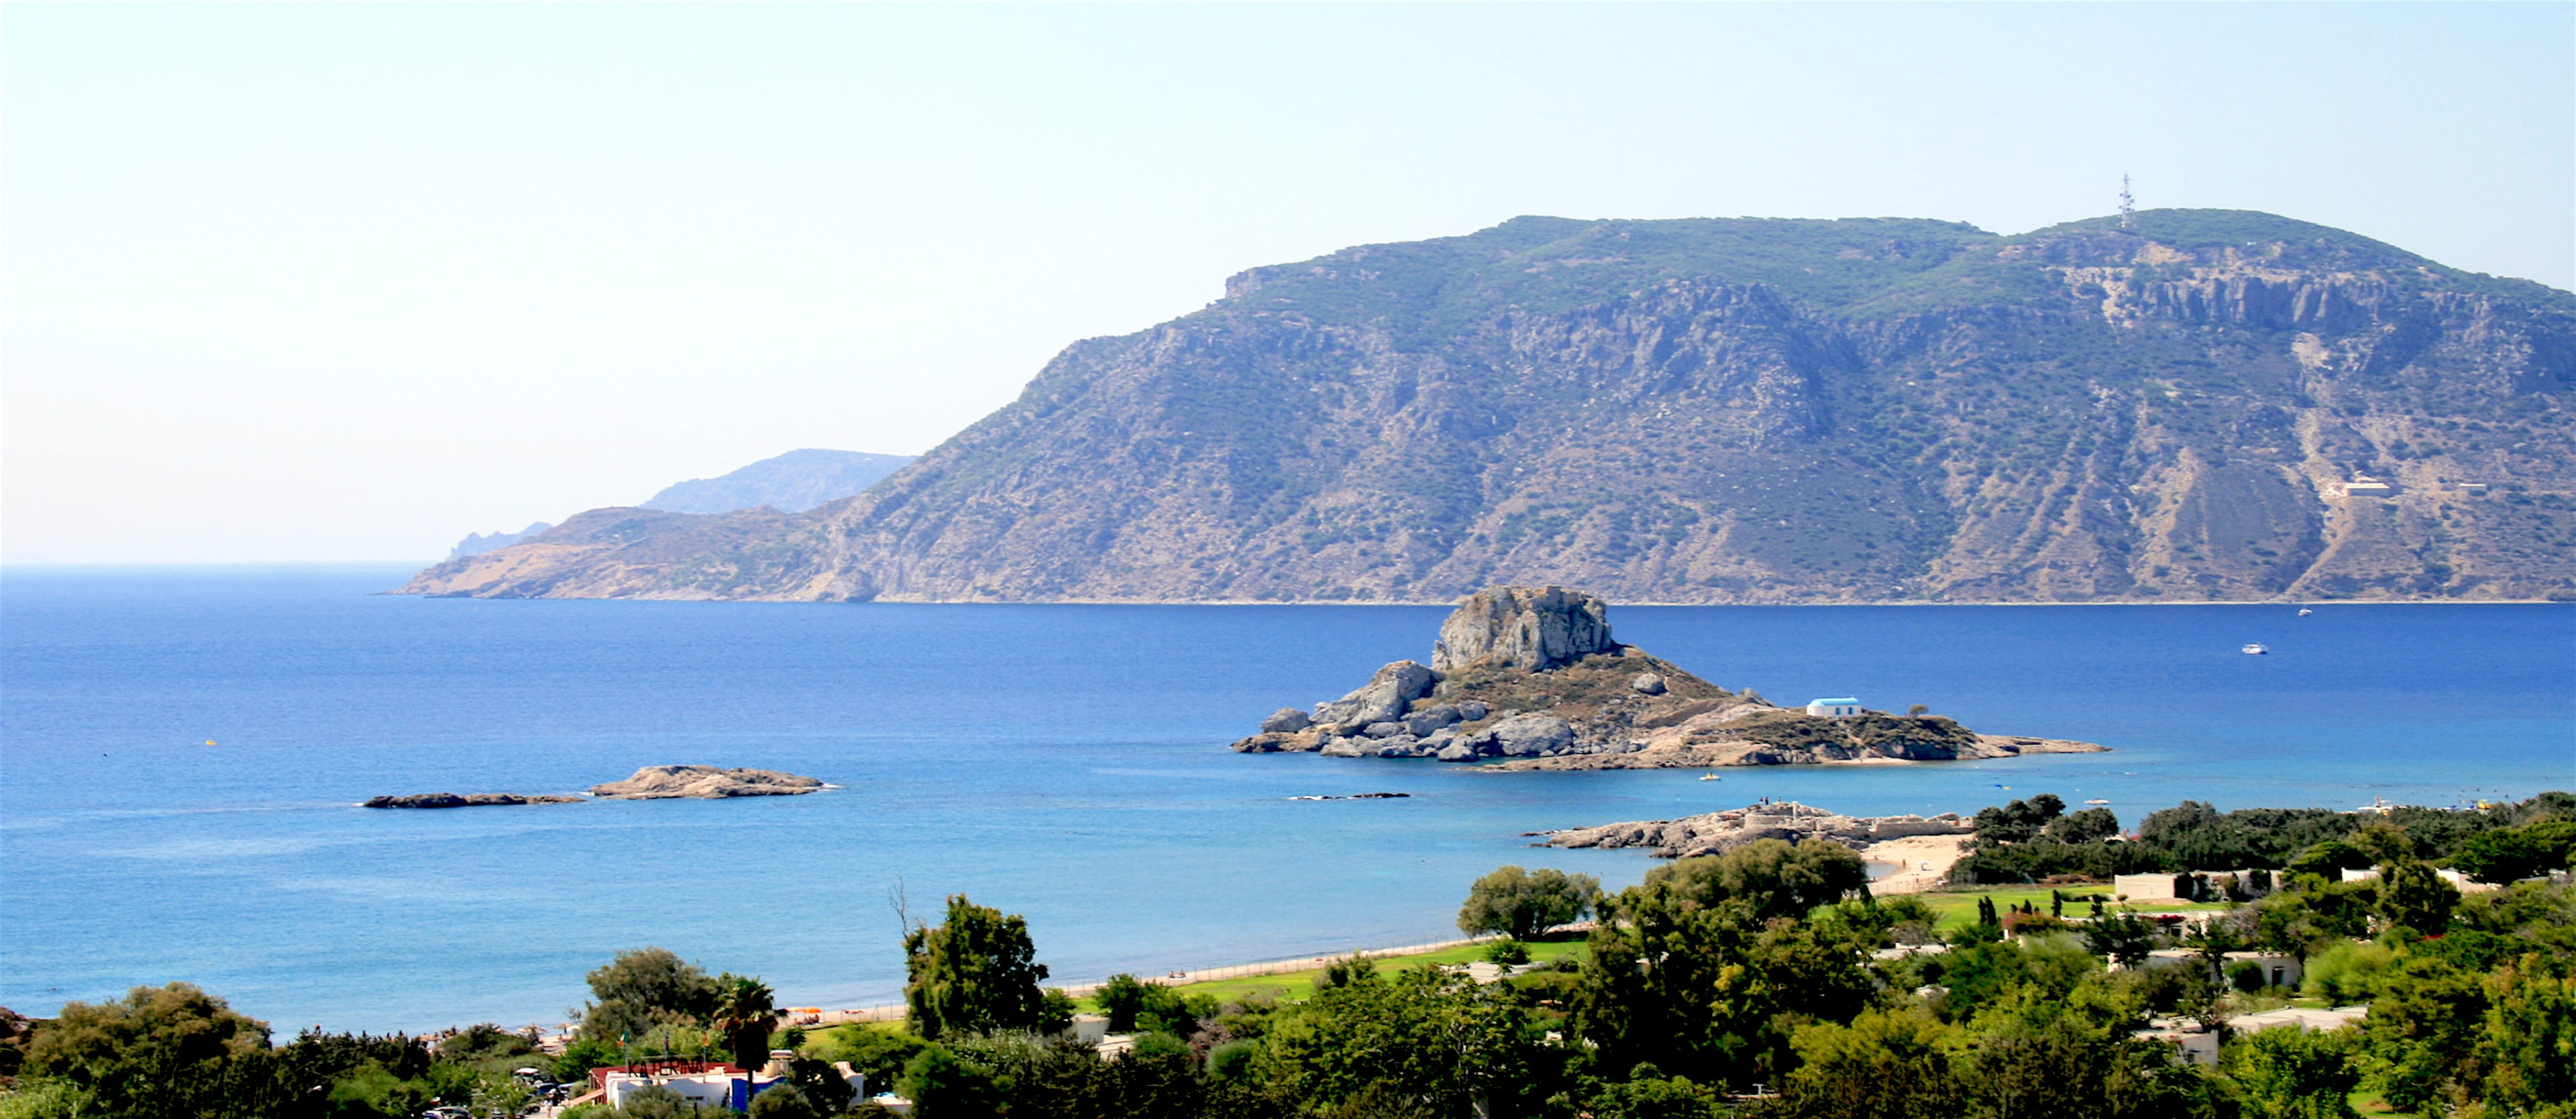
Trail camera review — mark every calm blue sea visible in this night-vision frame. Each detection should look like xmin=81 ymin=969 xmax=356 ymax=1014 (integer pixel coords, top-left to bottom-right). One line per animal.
xmin=2 ymin=566 xmax=2569 ymax=1033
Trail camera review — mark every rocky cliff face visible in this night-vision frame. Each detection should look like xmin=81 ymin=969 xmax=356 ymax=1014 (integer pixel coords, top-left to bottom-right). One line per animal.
xmin=1434 ymin=586 xmax=1616 ymax=671
xmin=402 ymin=210 xmax=2576 ymax=603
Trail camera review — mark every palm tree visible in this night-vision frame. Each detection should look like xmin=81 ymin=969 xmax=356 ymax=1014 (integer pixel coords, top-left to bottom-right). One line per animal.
xmin=710 ymin=975 xmax=778 ymax=1074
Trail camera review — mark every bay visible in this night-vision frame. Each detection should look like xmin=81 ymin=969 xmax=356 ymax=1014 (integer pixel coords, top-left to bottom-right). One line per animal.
xmin=1 ymin=566 xmax=2567 ymax=1032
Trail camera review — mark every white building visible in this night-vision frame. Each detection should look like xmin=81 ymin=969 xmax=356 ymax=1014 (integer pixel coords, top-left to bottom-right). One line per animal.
xmin=603 ymin=1070 xmax=776 ymax=1111
xmin=1805 ymin=697 xmax=1864 ymax=717
xmin=2132 ymin=1024 xmax=2220 ymax=1067
xmin=2341 ymin=476 xmax=2394 ymax=497
xmin=2139 ymin=949 xmax=2304 ymax=988
xmin=2114 ymin=873 xmax=2192 ymax=902
xmin=601 ymin=1060 xmax=864 ymax=1112
xmin=2230 ymin=1006 xmax=2366 ymax=1034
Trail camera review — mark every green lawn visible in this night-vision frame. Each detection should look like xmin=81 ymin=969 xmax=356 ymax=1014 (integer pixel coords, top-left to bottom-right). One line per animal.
xmin=1914 ymin=887 xmax=2230 ymax=929
xmin=1132 ymin=939 xmax=1590 ymax=1008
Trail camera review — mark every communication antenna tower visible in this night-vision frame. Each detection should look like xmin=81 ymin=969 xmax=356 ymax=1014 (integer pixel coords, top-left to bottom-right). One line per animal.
xmin=2118 ymin=174 xmax=2136 ymax=230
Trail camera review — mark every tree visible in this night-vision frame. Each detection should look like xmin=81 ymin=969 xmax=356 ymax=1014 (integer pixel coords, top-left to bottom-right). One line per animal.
xmin=784 ymin=1055 xmax=856 ymax=1114
xmin=1642 ymin=839 xmax=1868 ymax=923
xmin=2045 ymin=807 xmax=2121 ymax=845
xmin=2349 ymin=822 xmax=2418 ymax=866
xmin=2082 ymin=911 xmax=2157 ymax=968
xmin=21 ymin=982 xmax=280 ymax=1119
xmin=2471 ymin=953 xmax=2576 ymax=1114
xmin=1579 ymin=1065 xmax=1727 ymax=1119
xmin=1093 ymin=974 xmax=1208 ymax=1036
xmin=2373 ymin=862 xmax=2459 ymax=935
xmin=578 ymin=947 xmax=717 ymax=1046
xmin=608 ymin=1085 xmax=698 ymax=1119
xmin=1571 ymin=865 xmax=1878 ymax=1090
xmin=903 ymin=894 xmax=1052 ymax=1040
xmin=2451 ymin=820 xmax=2576 ymax=884
xmin=712 ymin=974 xmax=778 ymax=1071
xmin=1456 ymin=866 xmax=1601 ymax=941
xmin=2226 ymin=1026 xmax=2357 ymax=1119
xmin=899 ymin=1044 xmax=1004 ymax=1118
xmin=1260 ymin=963 xmax=1533 ymax=1118
xmin=2182 ymin=921 xmax=2245 ymax=984
xmin=1972 ymin=796 xmax=2065 ymax=847
xmin=1770 ymin=1008 xmax=1955 ymax=1119
xmin=746 ymin=1083 xmax=823 ymax=1119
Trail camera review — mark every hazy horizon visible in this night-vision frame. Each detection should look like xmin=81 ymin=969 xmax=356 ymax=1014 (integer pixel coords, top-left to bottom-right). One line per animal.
xmin=7 ymin=3 xmax=2571 ymax=564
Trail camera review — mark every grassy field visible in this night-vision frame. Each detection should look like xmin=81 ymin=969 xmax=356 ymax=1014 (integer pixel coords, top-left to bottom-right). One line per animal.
xmin=790 ymin=939 xmax=1594 ymax=1049
xmin=1126 ymin=939 xmax=1591 ymax=1008
xmin=1914 ymin=886 xmax=2231 ymax=929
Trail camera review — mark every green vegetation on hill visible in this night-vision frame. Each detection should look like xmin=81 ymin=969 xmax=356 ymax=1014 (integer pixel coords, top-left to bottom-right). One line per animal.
xmin=1949 ymin=792 xmax=2576 ymax=886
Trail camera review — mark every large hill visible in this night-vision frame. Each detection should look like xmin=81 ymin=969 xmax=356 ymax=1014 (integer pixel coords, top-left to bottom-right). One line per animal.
xmin=402 ymin=210 xmax=2576 ymax=603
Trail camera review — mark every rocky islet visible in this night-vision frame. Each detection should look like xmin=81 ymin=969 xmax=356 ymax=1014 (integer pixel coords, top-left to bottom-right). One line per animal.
xmin=1232 ymin=584 xmax=2104 ymax=767
xmin=362 ymin=765 xmax=826 ymax=808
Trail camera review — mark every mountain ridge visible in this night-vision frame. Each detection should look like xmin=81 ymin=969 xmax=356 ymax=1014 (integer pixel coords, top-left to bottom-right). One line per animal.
xmin=640 ymin=448 xmax=916 ymax=515
xmin=402 ymin=209 xmax=2576 ymax=604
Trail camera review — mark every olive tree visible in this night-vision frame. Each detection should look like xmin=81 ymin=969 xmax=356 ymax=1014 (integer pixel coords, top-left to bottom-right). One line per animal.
xmin=576 ymin=947 xmax=718 ymax=1045
xmin=1457 ymin=865 xmax=1602 ymax=941
xmin=20 ymin=983 xmax=280 ymax=1118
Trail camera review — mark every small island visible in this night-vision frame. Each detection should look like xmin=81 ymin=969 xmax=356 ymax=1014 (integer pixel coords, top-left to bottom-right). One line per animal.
xmin=588 ymin=765 xmax=826 ymax=800
xmin=362 ymin=765 xmax=826 ymax=808
xmin=1232 ymin=585 xmax=2103 ymax=768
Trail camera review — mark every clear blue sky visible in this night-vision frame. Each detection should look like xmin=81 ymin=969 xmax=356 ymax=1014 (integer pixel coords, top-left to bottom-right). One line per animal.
xmin=5 ymin=2 xmax=2569 ymax=563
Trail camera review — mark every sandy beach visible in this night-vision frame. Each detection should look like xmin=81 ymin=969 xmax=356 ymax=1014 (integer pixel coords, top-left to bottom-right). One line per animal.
xmin=1860 ymin=834 xmax=1972 ymax=894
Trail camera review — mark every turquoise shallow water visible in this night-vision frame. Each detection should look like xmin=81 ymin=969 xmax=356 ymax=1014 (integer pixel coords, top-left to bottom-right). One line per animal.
xmin=2 ymin=566 xmax=2568 ymax=1032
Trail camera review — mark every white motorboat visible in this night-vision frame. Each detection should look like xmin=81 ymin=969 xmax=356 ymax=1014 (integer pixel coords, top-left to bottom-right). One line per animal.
xmin=2241 ymin=643 xmax=2269 ymax=655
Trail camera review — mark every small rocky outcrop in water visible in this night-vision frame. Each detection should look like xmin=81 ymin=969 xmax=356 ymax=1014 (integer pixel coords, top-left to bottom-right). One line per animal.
xmin=1543 ymin=801 xmax=1972 ymax=858
xmin=589 ymin=765 xmax=826 ymax=800
xmin=1230 ymin=584 xmax=2102 ymax=768
xmin=362 ymin=792 xmax=584 ymax=809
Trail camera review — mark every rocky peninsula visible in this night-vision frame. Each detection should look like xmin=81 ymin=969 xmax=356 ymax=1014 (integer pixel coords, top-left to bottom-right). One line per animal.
xmin=1230 ymin=584 xmax=2103 ymax=768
